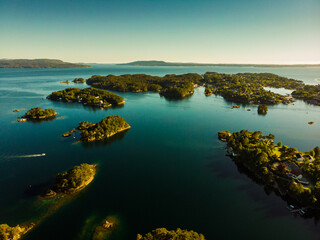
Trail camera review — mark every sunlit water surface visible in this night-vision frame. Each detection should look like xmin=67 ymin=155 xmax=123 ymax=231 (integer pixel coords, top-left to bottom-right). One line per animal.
xmin=0 ymin=65 xmax=320 ymax=240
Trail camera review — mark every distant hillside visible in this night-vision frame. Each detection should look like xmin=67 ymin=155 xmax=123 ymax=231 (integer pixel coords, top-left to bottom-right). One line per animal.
xmin=119 ymin=60 xmax=320 ymax=68
xmin=0 ymin=59 xmax=91 ymax=68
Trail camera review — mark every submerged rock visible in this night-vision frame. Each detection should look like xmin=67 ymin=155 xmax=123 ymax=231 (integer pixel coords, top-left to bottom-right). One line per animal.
xmin=92 ymin=216 xmax=118 ymax=240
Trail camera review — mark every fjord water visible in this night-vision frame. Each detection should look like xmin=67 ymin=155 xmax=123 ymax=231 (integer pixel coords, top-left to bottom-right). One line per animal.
xmin=0 ymin=65 xmax=320 ymax=240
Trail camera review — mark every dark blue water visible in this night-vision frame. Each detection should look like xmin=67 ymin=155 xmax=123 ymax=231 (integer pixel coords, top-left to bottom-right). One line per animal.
xmin=0 ymin=65 xmax=320 ymax=240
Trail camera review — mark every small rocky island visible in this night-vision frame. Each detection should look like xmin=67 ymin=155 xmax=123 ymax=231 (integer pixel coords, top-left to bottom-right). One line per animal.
xmin=63 ymin=115 xmax=130 ymax=142
xmin=137 ymin=228 xmax=205 ymax=240
xmin=73 ymin=78 xmax=85 ymax=83
xmin=218 ymin=130 xmax=320 ymax=208
xmin=257 ymin=104 xmax=268 ymax=115
xmin=47 ymin=87 xmax=125 ymax=108
xmin=18 ymin=107 xmax=58 ymax=121
xmin=42 ymin=163 xmax=97 ymax=198
xmin=0 ymin=223 xmax=35 ymax=240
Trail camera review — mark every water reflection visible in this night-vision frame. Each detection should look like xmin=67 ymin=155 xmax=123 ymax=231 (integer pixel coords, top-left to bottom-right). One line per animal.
xmin=81 ymin=129 xmax=129 ymax=148
xmin=208 ymin=152 xmax=320 ymax=224
xmin=50 ymin=101 xmax=124 ymax=112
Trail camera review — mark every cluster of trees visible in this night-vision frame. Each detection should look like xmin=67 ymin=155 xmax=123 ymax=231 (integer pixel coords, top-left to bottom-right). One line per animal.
xmin=137 ymin=228 xmax=205 ymax=240
xmin=0 ymin=223 xmax=34 ymax=240
xmin=292 ymin=85 xmax=320 ymax=106
xmin=47 ymin=87 xmax=124 ymax=108
xmin=0 ymin=224 xmax=21 ymax=240
xmin=23 ymin=107 xmax=58 ymax=119
xmin=51 ymin=163 xmax=96 ymax=194
xmin=0 ymin=59 xmax=90 ymax=68
xmin=257 ymin=104 xmax=268 ymax=115
xmin=204 ymin=72 xmax=299 ymax=105
xmin=86 ymin=73 xmax=203 ymax=99
xmin=233 ymin=73 xmax=303 ymax=89
xmin=72 ymin=78 xmax=85 ymax=83
xmin=219 ymin=129 xmax=320 ymax=205
xmin=77 ymin=115 xmax=130 ymax=142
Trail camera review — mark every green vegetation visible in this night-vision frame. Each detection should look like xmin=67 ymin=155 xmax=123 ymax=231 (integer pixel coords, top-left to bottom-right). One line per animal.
xmin=219 ymin=130 xmax=320 ymax=206
xmin=204 ymin=72 xmax=303 ymax=105
xmin=43 ymin=164 xmax=97 ymax=198
xmin=0 ymin=223 xmax=34 ymax=240
xmin=66 ymin=115 xmax=131 ymax=142
xmin=257 ymin=104 xmax=268 ymax=115
xmin=137 ymin=228 xmax=205 ymax=240
xmin=73 ymin=78 xmax=85 ymax=83
xmin=86 ymin=73 xmax=203 ymax=99
xmin=292 ymin=85 xmax=320 ymax=106
xmin=47 ymin=87 xmax=124 ymax=108
xmin=0 ymin=59 xmax=90 ymax=68
xmin=22 ymin=107 xmax=58 ymax=120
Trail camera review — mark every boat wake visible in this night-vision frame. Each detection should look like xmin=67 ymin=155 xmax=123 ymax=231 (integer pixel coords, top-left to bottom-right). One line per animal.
xmin=9 ymin=153 xmax=46 ymax=158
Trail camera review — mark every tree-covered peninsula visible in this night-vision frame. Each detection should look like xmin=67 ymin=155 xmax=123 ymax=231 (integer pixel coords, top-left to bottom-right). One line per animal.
xmin=86 ymin=73 xmax=203 ymax=99
xmin=218 ymin=130 xmax=320 ymax=207
xmin=64 ymin=115 xmax=130 ymax=142
xmin=292 ymin=84 xmax=320 ymax=106
xmin=204 ymin=72 xmax=303 ymax=105
xmin=42 ymin=163 xmax=97 ymax=198
xmin=137 ymin=228 xmax=205 ymax=240
xmin=0 ymin=223 xmax=35 ymax=240
xmin=0 ymin=59 xmax=90 ymax=68
xmin=119 ymin=60 xmax=320 ymax=68
xmin=47 ymin=87 xmax=125 ymax=108
xmin=21 ymin=107 xmax=58 ymax=120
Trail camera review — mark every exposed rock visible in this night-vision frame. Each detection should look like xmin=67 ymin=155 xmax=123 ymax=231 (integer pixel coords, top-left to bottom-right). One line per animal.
xmin=62 ymin=132 xmax=71 ymax=137
xmin=16 ymin=118 xmax=27 ymax=122
xmin=60 ymin=80 xmax=70 ymax=84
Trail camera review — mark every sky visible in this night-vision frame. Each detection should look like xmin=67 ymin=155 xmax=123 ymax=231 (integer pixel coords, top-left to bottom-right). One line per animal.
xmin=0 ymin=0 xmax=319 ymax=64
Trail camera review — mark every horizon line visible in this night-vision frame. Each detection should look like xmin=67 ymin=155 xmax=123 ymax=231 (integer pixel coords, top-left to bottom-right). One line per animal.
xmin=2 ymin=58 xmax=320 ymax=65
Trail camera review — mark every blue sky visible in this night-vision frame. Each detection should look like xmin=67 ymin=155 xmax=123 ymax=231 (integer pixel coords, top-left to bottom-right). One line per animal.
xmin=0 ymin=0 xmax=319 ymax=64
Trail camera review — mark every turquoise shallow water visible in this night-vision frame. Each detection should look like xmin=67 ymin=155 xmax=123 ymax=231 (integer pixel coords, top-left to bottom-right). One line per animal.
xmin=0 ymin=65 xmax=320 ymax=240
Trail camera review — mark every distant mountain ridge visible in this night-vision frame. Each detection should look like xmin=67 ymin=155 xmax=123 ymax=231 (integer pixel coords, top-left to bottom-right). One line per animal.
xmin=0 ymin=59 xmax=91 ymax=68
xmin=119 ymin=60 xmax=320 ymax=67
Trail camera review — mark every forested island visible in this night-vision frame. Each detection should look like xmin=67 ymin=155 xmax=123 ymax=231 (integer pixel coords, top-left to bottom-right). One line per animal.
xmin=119 ymin=60 xmax=320 ymax=68
xmin=0 ymin=223 xmax=35 ymax=240
xmin=204 ymin=72 xmax=303 ymax=105
xmin=257 ymin=104 xmax=268 ymax=115
xmin=42 ymin=163 xmax=97 ymax=198
xmin=292 ymin=85 xmax=320 ymax=106
xmin=21 ymin=107 xmax=58 ymax=120
xmin=86 ymin=73 xmax=203 ymax=99
xmin=47 ymin=87 xmax=125 ymax=108
xmin=64 ymin=115 xmax=130 ymax=142
xmin=137 ymin=228 xmax=205 ymax=240
xmin=0 ymin=59 xmax=90 ymax=68
xmin=218 ymin=130 xmax=320 ymax=207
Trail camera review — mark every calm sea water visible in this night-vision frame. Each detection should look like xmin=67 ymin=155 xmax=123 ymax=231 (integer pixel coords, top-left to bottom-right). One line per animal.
xmin=0 ymin=65 xmax=320 ymax=240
